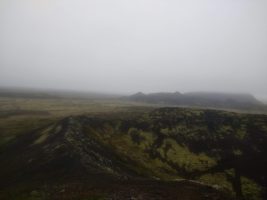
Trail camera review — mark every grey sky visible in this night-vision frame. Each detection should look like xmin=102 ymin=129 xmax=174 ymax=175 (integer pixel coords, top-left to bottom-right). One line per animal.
xmin=0 ymin=0 xmax=266 ymax=97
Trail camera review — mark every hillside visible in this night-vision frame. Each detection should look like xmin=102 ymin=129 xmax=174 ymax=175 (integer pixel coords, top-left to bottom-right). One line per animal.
xmin=124 ymin=92 xmax=265 ymax=111
xmin=0 ymin=107 xmax=267 ymax=200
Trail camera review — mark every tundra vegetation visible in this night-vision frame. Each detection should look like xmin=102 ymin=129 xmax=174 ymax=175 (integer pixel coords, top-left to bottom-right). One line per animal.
xmin=0 ymin=95 xmax=267 ymax=200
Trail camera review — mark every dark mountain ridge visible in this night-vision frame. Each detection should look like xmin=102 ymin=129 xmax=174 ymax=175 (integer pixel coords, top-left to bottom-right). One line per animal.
xmin=125 ymin=92 xmax=265 ymax=111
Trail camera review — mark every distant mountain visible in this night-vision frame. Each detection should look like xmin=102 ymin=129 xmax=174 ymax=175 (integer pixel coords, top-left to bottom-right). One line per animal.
xmin=125 ymin=91 xmax=265 ymax=111
xmin=0 ymin=87 xmax=120 ymax=99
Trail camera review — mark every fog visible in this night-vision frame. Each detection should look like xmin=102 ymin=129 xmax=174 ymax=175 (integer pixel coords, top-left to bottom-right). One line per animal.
xmin=0 ymin=0 xmax=266 ymax=98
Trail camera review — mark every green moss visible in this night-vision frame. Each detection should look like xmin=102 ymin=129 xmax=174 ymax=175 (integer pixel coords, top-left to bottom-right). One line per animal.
xmin=33 ymin=125 xmax=54 ymax=144
xmin=160 ymin=138 xmax=216 ymax=172
xmin=242 ymin=177 xmax=263 ymax=200
xmin=199 ymin=173 xmax=234 ymax=194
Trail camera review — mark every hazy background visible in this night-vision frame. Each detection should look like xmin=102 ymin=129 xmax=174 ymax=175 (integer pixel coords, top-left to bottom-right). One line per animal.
xmin=0 ymin=0 xmax=266 ymax=99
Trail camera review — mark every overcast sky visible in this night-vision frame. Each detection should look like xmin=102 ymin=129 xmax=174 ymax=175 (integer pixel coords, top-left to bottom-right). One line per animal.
xmin=0 ymin=0 xmax=266 ymax=97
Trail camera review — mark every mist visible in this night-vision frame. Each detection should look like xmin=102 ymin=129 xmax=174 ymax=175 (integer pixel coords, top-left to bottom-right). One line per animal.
xmin=0 ymin=0 xmax=267 ymax=98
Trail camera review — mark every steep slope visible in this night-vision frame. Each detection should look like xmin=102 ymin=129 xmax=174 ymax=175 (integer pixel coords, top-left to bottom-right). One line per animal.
xmin=0 ymin=117 xmax=139 ymax=187
xmin=81 ymin=108 xmax=267 ymax=200
xmin=1 ymin=107 xmax=267 ymax=199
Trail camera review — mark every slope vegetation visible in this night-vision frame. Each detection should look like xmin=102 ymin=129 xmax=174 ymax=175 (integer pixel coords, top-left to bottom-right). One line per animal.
xmin=1 ymin=107 xmax=267 ymax=200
